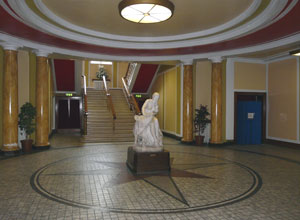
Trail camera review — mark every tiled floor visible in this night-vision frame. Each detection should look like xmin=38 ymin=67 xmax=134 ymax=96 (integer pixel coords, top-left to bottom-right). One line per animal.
xmin=0 ymin=135 xmax=299 ymax=219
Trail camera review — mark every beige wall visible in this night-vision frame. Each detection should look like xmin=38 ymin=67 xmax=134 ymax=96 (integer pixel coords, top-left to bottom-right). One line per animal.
xmin=117 ymin=62 xmax=129 ymax=88
xmin=268 ymin=58 xmax=298 ymax=140
xmin=150 ymin=66 xmax=182 ymax=135
xmin=151 ymin=73 xmax=164 ymax=130
xmin=234 ymin=62 xmax=266 ymax=90
xmin=164 ymin=68 xmax=177 ymax=133
xmin=194 ymin=61 xmax=212 ymax=111
xmin=18 ymin=50 xmax=30 ymax=109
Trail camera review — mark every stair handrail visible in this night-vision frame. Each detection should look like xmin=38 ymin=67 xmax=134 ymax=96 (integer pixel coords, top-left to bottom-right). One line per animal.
xmin=102 ymin=75 xmax=116 ymax=130
xmin=124 ymin=63 xmax=137 ymax=86
xmin=122 ymin=77 xmax=141 ymax=115
xmin=82 ymin=74 xmax=88 ymax=135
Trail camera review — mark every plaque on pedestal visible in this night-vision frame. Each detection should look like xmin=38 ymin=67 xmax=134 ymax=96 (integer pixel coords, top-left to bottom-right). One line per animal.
xmin=126 ymin=147 xmax=170 ymax=174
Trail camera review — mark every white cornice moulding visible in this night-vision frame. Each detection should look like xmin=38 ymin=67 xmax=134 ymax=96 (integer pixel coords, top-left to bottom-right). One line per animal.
xmin=209 ymin=56 xmax=223 ymax=63
xmin=0 ymin=32 xmax=299 ymax=63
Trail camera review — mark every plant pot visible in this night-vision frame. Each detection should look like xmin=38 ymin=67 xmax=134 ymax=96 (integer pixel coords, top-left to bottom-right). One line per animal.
xmin=21 ymin=139 xmax=33 ymax=153
xmin=195 ymin=135 xmax=204 ymax=146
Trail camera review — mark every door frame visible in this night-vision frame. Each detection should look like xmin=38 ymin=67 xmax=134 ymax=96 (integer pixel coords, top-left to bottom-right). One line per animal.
xmin=55 ymin=96 xmax=82 ymax=132
xmin=234 ymin=92 xmax=266 ymax=143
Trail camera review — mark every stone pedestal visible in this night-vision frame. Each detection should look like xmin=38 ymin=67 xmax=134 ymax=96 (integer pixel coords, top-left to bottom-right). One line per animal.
xmin=126 ymin=147 xmax=170 ymax=174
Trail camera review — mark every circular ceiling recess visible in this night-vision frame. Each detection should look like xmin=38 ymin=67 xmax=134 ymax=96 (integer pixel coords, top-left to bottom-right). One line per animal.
xmin=0 ymin=0 xmax=299 ymax=61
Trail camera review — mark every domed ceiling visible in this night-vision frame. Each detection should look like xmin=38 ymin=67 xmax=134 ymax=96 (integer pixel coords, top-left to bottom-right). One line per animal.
xmin=0 ymin=0 xmax=299 ymax=61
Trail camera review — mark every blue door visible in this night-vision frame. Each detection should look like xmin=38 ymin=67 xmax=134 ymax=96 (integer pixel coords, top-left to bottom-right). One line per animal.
xmin=237 ymin=101 xmax=262 ymax=145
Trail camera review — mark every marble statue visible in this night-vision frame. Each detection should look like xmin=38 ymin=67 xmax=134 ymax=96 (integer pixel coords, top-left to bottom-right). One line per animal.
xmin=133 ymin=92 xmax=163 ymax=152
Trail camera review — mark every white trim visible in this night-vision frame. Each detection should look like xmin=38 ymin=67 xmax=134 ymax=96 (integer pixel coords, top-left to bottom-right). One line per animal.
xmin=180 ymin=64 xmax=184 ymax=137
xmin=88 ymin=61 xmax=91 ymax=88
xmin=234 ymin=89 xmax=267 ymax=93
xmin=1 ymin=32 xmax=300 ymax=62
xmin=161 ymin=129 xmax=182 ymax=138
xmin=50 ymin=59 xmax=57 ymax=92
xmin=116 ymin=62 xmax=119 ymax=88
xmin=297 ymin=57 xmax=300 ymax=141
xmin=229 ymin=57 xmax=266 ymax=64
xmin=147 ymin=65 xmax=160 ymax=95
xmin=8 ymin=0 xmax=289 ymax=50
xmin=163 ymin=73 xmax=166 ymax=131
xmin=175 ymin=66 xmax=178 ymax=135
xmin=266 ymin=63 xmax=269 ymax=137
xmin=112 ymin=62 xmax=114 ymax=88
xmin=267 ymin=54 xmax=299 ymax=63
xmin=33 ymin=0 xmax=261 ymax=43
xmin=267 ymin=136 xmax=300 ymax=144
xmin=225 ymin=59 xmax=235 ymax=140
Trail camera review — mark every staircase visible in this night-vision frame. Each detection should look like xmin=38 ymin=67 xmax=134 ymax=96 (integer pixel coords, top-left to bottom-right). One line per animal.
xmin=81 ymin=88 xmax=135 ymax=143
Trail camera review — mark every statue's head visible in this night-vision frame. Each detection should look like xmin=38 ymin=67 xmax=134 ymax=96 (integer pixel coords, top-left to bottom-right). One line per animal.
xmin=152 ymin=92 xmax=159 ymax=102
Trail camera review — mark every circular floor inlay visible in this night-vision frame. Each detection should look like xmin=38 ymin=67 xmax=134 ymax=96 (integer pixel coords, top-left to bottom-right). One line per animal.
xmin=31 ymin=151 xmax=262 ymax=213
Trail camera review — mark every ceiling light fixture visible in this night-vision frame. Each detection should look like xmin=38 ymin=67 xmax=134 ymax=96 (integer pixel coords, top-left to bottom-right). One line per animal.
xmin=290 ymin=49 xmax=300 ymax=56
xmin=119 ymin=0 xmax=174 ymax=24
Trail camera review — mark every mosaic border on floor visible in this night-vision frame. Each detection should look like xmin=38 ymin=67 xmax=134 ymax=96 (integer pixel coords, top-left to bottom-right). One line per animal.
xmin=30 ymin=150 xmax=262 ymax=214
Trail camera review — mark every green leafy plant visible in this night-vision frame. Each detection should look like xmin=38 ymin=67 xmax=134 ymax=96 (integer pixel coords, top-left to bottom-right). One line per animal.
xmin=18 ymin=102 xmax=36 ymax=139
xmin=194 ymin=105 xmax=211 ymax=136
xmin=96 ymin=67 xmax=109 ymax=80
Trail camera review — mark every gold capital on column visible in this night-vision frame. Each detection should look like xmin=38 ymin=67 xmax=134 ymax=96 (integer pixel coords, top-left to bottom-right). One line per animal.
xmin=2 ymin=50 xmax=19 ymax=151
xmin=35 ymin=56 xmax=50 ymax=147
xmin=182 ymin=64 xmax=193 ymax=142
xmin=210 ymin=62 xmax=222 ymax=144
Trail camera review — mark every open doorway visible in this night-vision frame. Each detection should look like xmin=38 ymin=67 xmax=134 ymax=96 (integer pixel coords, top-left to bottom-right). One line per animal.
xmin=234 ymin=92 xmax=266 ymax=144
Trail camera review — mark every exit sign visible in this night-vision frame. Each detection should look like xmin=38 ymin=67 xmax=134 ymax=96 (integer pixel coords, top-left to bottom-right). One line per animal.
xmin=66 ymin=93 xmax=73 ymax=97
xmin=135 ymin=94 xmax=142 ymax=98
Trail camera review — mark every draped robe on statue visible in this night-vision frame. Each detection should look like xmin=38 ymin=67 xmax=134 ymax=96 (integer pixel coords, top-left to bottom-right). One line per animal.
xmin=133 ymin=93 xmax=163 ymax=152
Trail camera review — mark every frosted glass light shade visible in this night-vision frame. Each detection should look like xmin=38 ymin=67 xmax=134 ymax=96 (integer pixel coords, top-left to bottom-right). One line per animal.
xmin=119 ymin=0 xmax=174 ymax=24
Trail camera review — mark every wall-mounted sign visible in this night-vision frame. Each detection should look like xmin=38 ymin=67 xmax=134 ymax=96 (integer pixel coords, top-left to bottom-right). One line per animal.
xmin=66 ymin=93 xmax=73 ymax=97
xmin=248 ymin=113 xmax=255 ymax=119
xmin=135 ymin=94 xmax=142 ymax=98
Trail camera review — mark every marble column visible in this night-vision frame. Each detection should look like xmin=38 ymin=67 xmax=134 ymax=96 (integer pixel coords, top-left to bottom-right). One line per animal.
xmin=210 ymin=57 xmax=223 ymax=144
xmin=2 ymin=45 xmax=19 ymax=152
xmin=35 ymin=51 xmax=50 ymax=148
xmin=182 ymin=61 xmax=194 ymax=143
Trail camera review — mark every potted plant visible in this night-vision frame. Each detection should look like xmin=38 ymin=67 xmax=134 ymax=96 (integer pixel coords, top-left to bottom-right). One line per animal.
xmin=96 ymin=66 xmax=109 ymax=81
xmin=194 ymin=105 xmax=211 ymax=145
xmin=18 ymin=102 xmax=36 ymax=153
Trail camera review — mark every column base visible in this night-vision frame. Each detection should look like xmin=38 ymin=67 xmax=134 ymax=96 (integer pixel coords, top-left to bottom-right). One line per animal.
xmin=0 ymin=149 xmax=21 ymax=157
xmin=33 ymin=145 xmax=50 ymax=150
